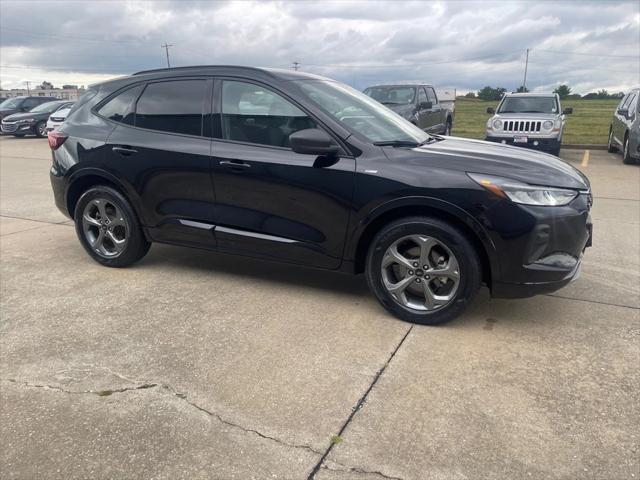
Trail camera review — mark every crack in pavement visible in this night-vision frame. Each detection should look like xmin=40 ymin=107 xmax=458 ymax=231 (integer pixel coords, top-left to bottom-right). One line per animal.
xmin=322 ymin=461 xmax=405 ymax=480
xmin=2 ymin=378 xmax=323 ymax=456
xmin=307 ymin=325 xmax=414 ymax=479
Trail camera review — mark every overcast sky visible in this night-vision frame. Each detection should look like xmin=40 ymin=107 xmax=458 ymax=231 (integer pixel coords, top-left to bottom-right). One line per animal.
xmin=1 ymin=0 xmax=638 ymax=94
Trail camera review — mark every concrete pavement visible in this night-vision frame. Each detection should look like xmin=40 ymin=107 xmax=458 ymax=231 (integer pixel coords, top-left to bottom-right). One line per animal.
xmin=1 ymin=137 xmax=638 ymax=479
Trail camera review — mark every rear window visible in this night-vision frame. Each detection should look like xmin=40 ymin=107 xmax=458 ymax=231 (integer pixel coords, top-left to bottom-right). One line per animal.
xmin=134 ymin=80 xmax=206 ymax=136
xmin=97 ymin=85 xmax=143 ymax=125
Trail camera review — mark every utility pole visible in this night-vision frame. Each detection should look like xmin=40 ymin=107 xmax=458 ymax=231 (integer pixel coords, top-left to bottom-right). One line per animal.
xmin=161 ymin=43 xmax=173 ymax=68
xmin=522 ymin=48 xmax=530 ymax=90
xmin=292 ymin=61 xmax=300 ymax=71
xmin=25 ymin=81 xmax=31 ymax=95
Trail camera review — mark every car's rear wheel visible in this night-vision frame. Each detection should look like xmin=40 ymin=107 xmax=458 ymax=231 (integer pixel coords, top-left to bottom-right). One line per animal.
xmin=34 ymin=121 xmax=47 ymax=138
xmin=365 ymin=216 xmax=481 ymax=325
xmin=607 ymin=128 xmax=617 ymax=153
xmin=74 ymin=186 xmax=151 ymax=267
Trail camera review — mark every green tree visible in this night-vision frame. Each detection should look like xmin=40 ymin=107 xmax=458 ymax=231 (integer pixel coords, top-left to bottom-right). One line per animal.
xmin=464 ymin=91 xmax=476 ymax=98
xmin=553 ymin=84 xmax=572 ymax=99
xmin=39 ymin=81 xmax=55 ymax=90
xmin=516 ymin=85 xmax=529 ymax=93
xmin=477 ymin=86 xmax=507 ymax=101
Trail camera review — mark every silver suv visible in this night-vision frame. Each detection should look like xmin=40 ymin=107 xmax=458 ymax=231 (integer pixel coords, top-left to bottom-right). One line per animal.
xmin=485 ymin=93 xmax=572 ymax=156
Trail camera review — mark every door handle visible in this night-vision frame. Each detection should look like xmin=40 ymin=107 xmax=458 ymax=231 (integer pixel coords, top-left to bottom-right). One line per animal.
xmin=219 ymin=160 xmax=251 ymax=169
xmin=112 ymin=146 xmax=138 ymax=155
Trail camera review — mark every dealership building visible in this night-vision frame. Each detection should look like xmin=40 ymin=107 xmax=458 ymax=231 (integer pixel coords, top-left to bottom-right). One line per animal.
xmin=0 ymin=86 xmax=86 ymax=101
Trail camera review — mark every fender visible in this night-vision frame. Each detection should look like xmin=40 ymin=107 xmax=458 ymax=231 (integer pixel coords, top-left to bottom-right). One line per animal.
xmin=344 ymin=195 xmax=499 ymax=274
xmin=65 ymin=167 xmax=148 ymax=227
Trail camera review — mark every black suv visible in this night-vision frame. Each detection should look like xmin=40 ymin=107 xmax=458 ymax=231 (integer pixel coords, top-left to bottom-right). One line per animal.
xmin=607 ymin=88 xmax=640 ymax=164
xmin=0 ymin=96 xmax=57 ymax=121
xmin=49 ymin=66 xmax=592 ymax=324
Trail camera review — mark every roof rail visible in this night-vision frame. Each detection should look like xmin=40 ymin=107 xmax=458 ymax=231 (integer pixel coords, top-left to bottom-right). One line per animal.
xmin=132 ymin=65 xmax=268 ymax=76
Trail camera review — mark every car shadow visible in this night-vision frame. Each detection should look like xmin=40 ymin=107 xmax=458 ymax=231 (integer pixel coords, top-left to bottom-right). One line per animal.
xmin=140 ymin=242 xmax=371 ymax=297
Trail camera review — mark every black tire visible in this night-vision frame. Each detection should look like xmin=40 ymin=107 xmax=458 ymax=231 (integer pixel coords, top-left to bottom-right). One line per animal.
xmin=365 ymin=216 xmax=482 ymax=325
xmin=74 ymin=185 xmax=151 ymax=267
xmin=34 ymin=121 xmax=47 ymax=138
xmin=607 ymin=128 xmax=617 ymax=153
xmin=444 ymin=120 xmax=452 ymax=136
xmin=622 ymin=135 xmax=634 ymax=165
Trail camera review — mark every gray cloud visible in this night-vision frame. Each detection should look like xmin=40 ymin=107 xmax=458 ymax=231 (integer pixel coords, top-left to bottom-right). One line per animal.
xmin=0 ymin=0 xmax=638 ymax=94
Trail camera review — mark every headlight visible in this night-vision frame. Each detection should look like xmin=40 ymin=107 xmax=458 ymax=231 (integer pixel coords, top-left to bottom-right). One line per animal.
xmin=16 ymin=118 xmax=34 ymax=123
xmin=492 ymin=119 xmax=503 ymax=130
xmin=542 ymin=120 xmax=554 ymax=130
xmin=468 ymin=173 xmax=578 ymax=206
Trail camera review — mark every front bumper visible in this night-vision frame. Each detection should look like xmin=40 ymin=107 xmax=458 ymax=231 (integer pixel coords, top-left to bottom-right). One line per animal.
xmin=1 ymin=122 xmax=35 ymax=135
xmin=487 ymin=192 xmax=592 ymax=298
xmin=486 ymin=135 xmax=560 ymax=153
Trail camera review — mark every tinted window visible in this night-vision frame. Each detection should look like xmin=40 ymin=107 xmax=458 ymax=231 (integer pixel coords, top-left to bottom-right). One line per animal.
xmin=498 ymin=96 xmax=558 ymax=114
xmin=221 ymin=80 xmax=316 ymax=148
xmin=98 ymin=85 xmax=143 ymax=125
xmin=417 ymin=88 xmax=427 ymax=105
xmin=621 ymin=93 xmax=635 ymax=109
xmin=626 ymin=93 xmax=637 ymax=114
xmin=135 ymin=80 xmax=206 ymax=136
xmin=618 ymin=94 xmax=629 ymax=108
xmin=22 ymin=98 xmax=40 ymax=109
xmin=364 ymin=86 xmax=416 ymax=105
xmin=426 ymin=87 xmax=437 ymax=103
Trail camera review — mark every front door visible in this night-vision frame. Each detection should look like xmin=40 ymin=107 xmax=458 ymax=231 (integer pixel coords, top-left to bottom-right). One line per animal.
xmin=211 ymin=79 xmax=355 ymax=269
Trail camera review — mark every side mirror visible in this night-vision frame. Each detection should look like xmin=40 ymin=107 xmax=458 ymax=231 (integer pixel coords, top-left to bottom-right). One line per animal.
xmin=486 ymin=107 xmax=495 ymax=114
xmin=563 ymin=107 xmax=573 ymax=115
xmin=289 ymin=128 xmax=340 ymax=157
xmin=617 ymin=108 xmax=629 ymax=118
xmin=419 ymin=101 xmax=433 ymax=110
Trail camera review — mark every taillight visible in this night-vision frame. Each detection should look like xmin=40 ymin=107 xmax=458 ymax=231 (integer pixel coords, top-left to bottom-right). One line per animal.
xmin=48 ymin=130 xmax=68 ymax=150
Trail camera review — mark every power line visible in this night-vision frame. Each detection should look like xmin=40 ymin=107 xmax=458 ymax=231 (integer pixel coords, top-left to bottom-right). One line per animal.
xmin=534 ymin=48 xmax=639 ymax=59
xmin=0 ymin=26 xmax=145 ymax=45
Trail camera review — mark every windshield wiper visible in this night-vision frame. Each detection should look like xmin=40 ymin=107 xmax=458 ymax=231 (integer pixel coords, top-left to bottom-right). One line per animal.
xmin=520 ymin=110 xmax=546 ymax=113
xmin=381 ymin=101 xmax=402 ymax=105
xmin=373 ymin=140 xmax=420 ymax=147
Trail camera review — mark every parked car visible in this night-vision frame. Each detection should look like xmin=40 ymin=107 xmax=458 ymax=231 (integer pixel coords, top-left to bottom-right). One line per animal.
xmin=0 ymin=96 xmax=57 ymax=121
xmin=1 ymin=100 xmax=73 ymax=137
xmin=363 ymin=83 xmax=454 ymax=135
xmin=46 ymin=105 xmax=74 ymax=133
xmin=48 ymin=66 xmax=592 ymax=325
xmin=485 ymin=93 xmax=572 ymax=156
xmin=608 ymin=88 xmax=639 ymax=164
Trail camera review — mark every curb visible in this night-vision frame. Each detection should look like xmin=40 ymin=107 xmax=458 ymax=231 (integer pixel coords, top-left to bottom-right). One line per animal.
xmin=562 ymin=144 xmax=607 ymax=150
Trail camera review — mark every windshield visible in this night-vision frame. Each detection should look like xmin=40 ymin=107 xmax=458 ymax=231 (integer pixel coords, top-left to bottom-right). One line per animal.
xmin=498 ymin=96 xmax=558 ymax=114
xmin=295 ymin=80 xmax=429 ymax=144
xmin=363 ymin=86 xmax=416 ymax=105
xmin=30 ymin=101 xmax=65 ymax=113
xmin=0 ymin=98 xmax=23 ymax=109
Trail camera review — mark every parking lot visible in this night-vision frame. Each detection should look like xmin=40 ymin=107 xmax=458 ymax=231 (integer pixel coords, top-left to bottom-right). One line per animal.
xmin=0 ymin=136 xmax=638 ymax=479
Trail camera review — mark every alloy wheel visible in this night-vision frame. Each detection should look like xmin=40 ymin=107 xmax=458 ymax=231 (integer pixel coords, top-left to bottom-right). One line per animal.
xmin=381 ymin=234 xmax=460 ymax=311
xmin=82 ymin=198 xmax=128 ymax=257
xmin=37 ymin=122 xmax=46 ymax=137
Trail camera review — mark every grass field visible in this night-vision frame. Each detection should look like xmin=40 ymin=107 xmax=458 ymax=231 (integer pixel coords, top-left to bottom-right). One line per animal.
xmin=452 ymin=97 xmax=619 ymax=145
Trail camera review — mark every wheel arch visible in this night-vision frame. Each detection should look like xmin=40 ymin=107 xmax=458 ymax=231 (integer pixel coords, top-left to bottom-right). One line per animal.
xmin=65 ymin=169 xmax=149 ymax=238
xmin=350 ymin=198 xmax=496 ymax=286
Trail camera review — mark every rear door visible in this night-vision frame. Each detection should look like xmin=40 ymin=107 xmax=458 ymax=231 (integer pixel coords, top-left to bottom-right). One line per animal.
xmin=103 ymin=78 xmax=217 ymax=247
xmin=210 ymin=78 xmax=355 ymax=269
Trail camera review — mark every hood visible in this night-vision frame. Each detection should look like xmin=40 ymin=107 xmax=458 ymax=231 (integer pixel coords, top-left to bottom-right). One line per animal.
xmin=0 ymin=109 xmax=18 ymax=120
xmin=2 ymin=111 xmax=48 ymax=122
xmin=389 ymin=136 xmax=589 ymax=190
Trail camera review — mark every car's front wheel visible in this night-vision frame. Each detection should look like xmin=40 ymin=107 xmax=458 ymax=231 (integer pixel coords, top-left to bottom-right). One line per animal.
xmin=622 ymin=135 xmax=635 ymax=165
xmin=607 ymin=128 xmax=617 ymax=153
xmin=74 ymin=185 xmax=151 ymax=267
xmin=365 ymin=216 xmax=481 ymax=325
xmin=34 ymin=121 xmax=47 ymax=138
